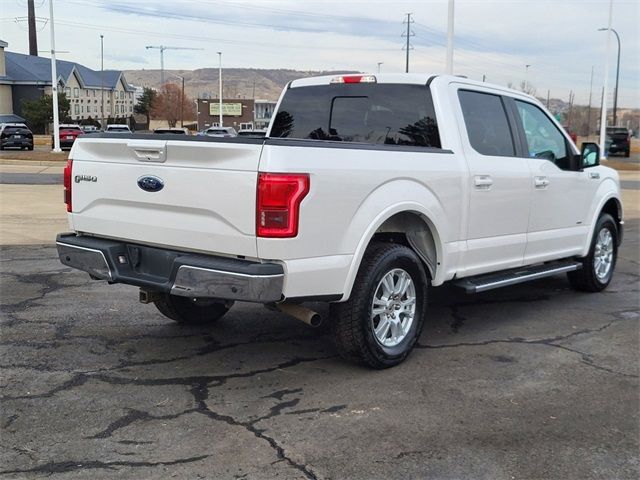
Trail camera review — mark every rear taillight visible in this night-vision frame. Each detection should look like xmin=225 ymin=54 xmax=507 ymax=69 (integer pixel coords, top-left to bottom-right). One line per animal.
xmin=63 ymin=159 xmax=72 ymax=212
xmin=257 ymin=173 xmax=310 ymax=238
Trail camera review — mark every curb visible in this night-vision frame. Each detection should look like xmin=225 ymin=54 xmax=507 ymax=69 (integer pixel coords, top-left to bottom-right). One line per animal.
xmin=0 ymin=159 xmax=66 ymax=166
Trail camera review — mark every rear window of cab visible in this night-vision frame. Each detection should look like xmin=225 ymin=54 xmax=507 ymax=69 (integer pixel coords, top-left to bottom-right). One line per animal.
xmin=270 ymin=83 xmax=441 ymax=148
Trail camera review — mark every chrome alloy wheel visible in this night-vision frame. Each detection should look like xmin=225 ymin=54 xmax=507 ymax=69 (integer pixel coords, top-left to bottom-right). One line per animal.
xmin=371 ymin=268 xmax=416 ymax=348
xmin=594 ymin=228 xmax=614 ymax=282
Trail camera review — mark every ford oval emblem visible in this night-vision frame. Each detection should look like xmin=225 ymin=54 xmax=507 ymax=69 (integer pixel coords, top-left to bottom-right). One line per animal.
xmin=137 ymin=175 xmax=164 ymax=192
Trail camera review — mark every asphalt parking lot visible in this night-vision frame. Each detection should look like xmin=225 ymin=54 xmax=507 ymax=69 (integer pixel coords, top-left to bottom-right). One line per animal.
xmin=0 ymin=167 xmax=639 ymax=479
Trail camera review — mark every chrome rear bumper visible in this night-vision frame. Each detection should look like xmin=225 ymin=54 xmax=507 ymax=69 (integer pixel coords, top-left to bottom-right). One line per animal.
xmin=56 ymin=233 xmax=284 ymax=303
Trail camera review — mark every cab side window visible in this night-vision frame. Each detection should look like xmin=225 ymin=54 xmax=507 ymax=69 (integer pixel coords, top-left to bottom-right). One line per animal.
xmin=515 ymin=100 xmax=571 ymax=170
xmin=458 ymin=90 xmax=516 ymax=157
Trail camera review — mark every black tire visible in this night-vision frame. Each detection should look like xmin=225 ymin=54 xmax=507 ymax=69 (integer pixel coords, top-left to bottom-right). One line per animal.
xmin=330 ymin=242 xmax=428 ymax=369
xmin=624 ymin=148 xmax=630 ymax=158
xmin=568 ymin=213 xmax=618 ymax=292
xmin=153 ymin=294 xmax=231 ymax=324
xmin=28 ymin=145 xmax=34 ymax=151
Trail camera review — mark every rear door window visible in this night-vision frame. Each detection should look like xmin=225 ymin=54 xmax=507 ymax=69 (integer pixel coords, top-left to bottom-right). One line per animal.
xmin=458 ymin=90 xmax=516 ymax=157
xmin=271 ymin=83 xmax=441 ymax=148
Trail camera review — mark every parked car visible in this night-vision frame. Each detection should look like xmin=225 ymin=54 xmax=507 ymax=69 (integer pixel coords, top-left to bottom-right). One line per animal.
xmin=200 ymin=126 xmax=237 ymax=137
xmin=54 ymin=124 xmax=83 ymax=150
xmin=153 ymin=127 xmax=190 ymax=135
xmin=238 ymin=129 xmax=267 ymax=137
xmin=105 ymin=124 xmax=132 ymax=133
xmin=57 ymin=73 xmax=623 ymax=369
xmin=0 ymin=123 xmax=34 ymax=150
xmin=606 ymin=126 xmax=631 ymax=157
xmin=562 ymin=125 xmax=577 ymax=144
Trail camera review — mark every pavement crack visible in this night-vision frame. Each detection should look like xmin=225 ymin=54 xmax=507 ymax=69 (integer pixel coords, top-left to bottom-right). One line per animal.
xmin=84 ymin=408 xmax=197 ymax=439
xmin=0 ymin=455 xmax=210 ymax=475
xmin=190 ymin=378 xmax=319 ymax=480
xmin=416 ymin=317 xmax=639 ymax=378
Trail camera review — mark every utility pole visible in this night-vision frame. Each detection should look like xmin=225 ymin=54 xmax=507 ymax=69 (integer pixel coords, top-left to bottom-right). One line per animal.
xmin=482 ymin=74 xmax=486 ymax=82
xmin=168 ymin=73 xmax=186 ymax=128
xmin=598 ymin=0 xmax=614 ymax=158
xmin=377 ymin=62 xmax=383 ymax=73
xmin=48 ymin=0 xmax=60 ymax=152
xmin=445 ymin=0 xmax=455 ymax=74
xmin=403 ymin=13 xmax=414 ymax=73
xmin=27 ymin=0 xmax=38 ymax=56
xmin=546 ymin=89 xmax=550 ymax=108
xmin=217 ymin=51 xmax=223 ymax=127
xmin=100 ymin=34 xmax=105 ymax=128
xmin=567 ymin=90 xmax=574 ymax=129
xmin=587 ymin=66 xmax=594 ymax=138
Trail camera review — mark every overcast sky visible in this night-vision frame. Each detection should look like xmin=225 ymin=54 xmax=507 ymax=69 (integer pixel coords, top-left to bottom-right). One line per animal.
xmin=1 ymin=0 xmax=638 ymax=107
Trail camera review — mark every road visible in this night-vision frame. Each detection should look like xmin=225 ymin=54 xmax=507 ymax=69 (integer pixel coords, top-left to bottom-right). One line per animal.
xmin=0 ymin=165 xmax=639 ymax=479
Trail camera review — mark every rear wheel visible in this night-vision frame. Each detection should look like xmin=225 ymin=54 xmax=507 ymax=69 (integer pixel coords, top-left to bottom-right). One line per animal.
xmin=624 ymin=148 xmax=630 ymax=158
xmin=331 ymin=242 xmax=428 ymax=369
xmin=153 ymin=294 xmax=231 ymax=324
xmin=568 ymin=213 xmax=618 ymax=292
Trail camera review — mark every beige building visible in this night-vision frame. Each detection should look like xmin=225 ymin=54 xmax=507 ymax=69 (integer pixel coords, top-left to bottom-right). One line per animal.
xmin=0 ymin=39 xmax=134 ymax=125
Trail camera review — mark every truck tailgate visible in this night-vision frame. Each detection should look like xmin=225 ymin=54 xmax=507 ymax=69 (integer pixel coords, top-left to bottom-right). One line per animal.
xmin=69 ymin=136 xmax=263 ymax=258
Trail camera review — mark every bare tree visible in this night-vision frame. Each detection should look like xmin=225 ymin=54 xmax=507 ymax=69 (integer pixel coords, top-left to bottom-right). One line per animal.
xmin=151 ymin=83 xmax=195 ymax=127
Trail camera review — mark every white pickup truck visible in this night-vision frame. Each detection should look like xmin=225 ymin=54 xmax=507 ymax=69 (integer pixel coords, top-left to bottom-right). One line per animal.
xmin=57 ymin=73 xmax=623 ymax=368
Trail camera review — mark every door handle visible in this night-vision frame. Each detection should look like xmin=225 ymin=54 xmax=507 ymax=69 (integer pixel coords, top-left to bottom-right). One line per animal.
xmin=474 ymin=175 xmax=493 ymax=190
xmin=534 ymin=176 xmax=550 ymax=188
xmin=589 ymin=172 xmax=600 ymax=179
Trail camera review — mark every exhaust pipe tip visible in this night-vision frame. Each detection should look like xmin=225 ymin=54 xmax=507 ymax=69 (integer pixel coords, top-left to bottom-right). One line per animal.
xmin=307 ymin=312 xmax=322 ymax=328
xmin=274 ymin=302 xmax=323 ymax=328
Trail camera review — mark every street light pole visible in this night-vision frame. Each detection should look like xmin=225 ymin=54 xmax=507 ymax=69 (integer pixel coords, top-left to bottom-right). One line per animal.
xmin=48 ymin=0 xmax=61 ymax=152
xmin=100 ymin=34 xmax=105 ymax=129
xmin=217 ymin=51 xmax=223 ymax=127
xmin=598 ymin=0 xmax=614 ymax=159
xmin=445 ymin=0 xmax=455 ymax=74
xmin=598 ymin=27 xmax=620 ymax=125
xmin=377 ymin=62 xmax=383 ymax=73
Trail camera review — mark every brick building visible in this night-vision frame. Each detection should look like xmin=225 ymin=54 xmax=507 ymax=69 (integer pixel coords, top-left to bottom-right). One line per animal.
xmin=197 ymin=98 xmax=255 ymax=131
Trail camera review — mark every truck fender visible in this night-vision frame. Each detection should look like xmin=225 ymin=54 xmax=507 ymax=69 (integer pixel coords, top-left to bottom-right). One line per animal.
xmin=338 ymin=179 xmax=448 ymax=301
xmin=580 ymin=178 xmax=622 ymax=257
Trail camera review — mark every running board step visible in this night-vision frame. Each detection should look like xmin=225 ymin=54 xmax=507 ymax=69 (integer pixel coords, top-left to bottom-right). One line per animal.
xmin=455 ymin=261 xmax=582 ymax=294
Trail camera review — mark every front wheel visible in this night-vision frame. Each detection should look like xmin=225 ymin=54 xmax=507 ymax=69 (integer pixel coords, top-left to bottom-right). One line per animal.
xmin=568 ymin=213 xmax=618 ymax=292
xmin=331 ymin=242 xmax=428 ymax=369
xmin=153 ymin=294 xmax=232 ymax=324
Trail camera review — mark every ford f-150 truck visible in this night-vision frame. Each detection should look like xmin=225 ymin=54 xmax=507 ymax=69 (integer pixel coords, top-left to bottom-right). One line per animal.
xmin=57 ymin=73 xmax=623 ymax=368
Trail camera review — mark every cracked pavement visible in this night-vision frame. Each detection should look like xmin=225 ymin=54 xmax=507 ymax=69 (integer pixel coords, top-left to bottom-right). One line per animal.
xmin=1 ymin=222 xmax=638 ymax=479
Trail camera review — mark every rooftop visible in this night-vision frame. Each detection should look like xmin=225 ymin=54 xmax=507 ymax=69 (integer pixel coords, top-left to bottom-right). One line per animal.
xmin=2 ymin=51 xmax=133 ymax=91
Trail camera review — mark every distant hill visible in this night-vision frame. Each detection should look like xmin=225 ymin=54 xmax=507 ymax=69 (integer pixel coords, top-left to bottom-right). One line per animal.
xmin=124 ymin=68 xmax=358 ymax=101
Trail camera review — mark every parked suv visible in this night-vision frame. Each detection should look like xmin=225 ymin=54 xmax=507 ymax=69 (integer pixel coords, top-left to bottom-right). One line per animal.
xmin=199 ymin=126 xmax=237 ymax=137
xmin=54 ymin=124 xmax=83 ymax=150
xmin=606 ymin=126 xmax=631 ymax=157
xmin=105 ymin=124 xmax=132 ymax=133
xmin=0 ymin=123 xmax=34 ymax=150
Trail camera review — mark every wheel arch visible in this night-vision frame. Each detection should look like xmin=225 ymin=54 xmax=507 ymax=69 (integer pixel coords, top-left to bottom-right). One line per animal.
xmin=581 ymin=187 xmax=623 ymax=257
xmin=338 ymin=205 xmax=446 ymax=302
